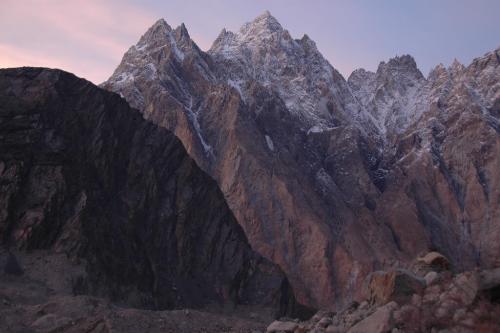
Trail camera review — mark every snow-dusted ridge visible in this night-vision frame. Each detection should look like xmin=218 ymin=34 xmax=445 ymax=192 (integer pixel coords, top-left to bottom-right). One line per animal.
xmin=104 ymin=12 xmax=500 ymax=144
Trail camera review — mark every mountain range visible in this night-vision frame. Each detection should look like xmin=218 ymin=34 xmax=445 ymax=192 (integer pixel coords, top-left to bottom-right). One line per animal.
xmin=103 ymin=11 xmax=499 ymax=309
xmin=1 ymin=10 xmax=499 ymax=333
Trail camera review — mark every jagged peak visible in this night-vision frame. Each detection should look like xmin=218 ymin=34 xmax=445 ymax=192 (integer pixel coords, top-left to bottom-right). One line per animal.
xmin=145 ymin=18 xmax=172 ymax=36
xmin=386 ymin=54 xmax=418 ymax=69
xmin=347 ymin=68 xmax=376 ymax=83
xmin=136 ymin=18 xmax=174 ymax=47
xmin=239 ymin=10 xmax=283 ymax=36
xmin=427 ymin=63 xmax=449 ymax=81
xmin=175 ymin=23 xmax=190 ymax=39
xmin=299 ymin=34 xmax=317 ymax=49
xmin=377 ymin=54 xmax=424 ymax=79
xmin=449 ymin=58 xmax=465 ymax=72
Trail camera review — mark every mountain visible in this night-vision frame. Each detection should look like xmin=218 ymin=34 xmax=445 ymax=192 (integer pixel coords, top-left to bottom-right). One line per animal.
xmin=103 ymin=12 xmax=500 ymax=310
xmin=0 ymin=67 xmax=309 ymax=316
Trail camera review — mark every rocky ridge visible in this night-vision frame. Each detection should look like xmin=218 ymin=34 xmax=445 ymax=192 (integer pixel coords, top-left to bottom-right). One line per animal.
xmin=0 ymin=67 xmax=305 ymax=316
xmin=266 ymin=252 xmax=500 ymax=332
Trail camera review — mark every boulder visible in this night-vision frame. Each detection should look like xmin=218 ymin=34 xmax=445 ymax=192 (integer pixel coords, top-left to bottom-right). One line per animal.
xmin=266 ymin=320 xmax=298 ymax=332
xmin=446 ymin=272 xmax=479 ymax=306
xmin=424 ymin=271 xmax=439 ymax=286
xmin=478 ymin=268 xmax=500 ymax=303
xmin=417 ymin=252 xmax=450 ymax=271
xmin=479 ymin=268 xmax=500 ymax=290
xmin=347 ymin=301 xmax=398 ymax=333
xmin=367 ymin=269 xmax=425 ymax=305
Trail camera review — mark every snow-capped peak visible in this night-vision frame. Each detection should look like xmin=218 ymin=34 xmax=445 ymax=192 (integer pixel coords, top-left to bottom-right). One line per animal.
xmin=136 ymin=18 xmax=173 ymax=47
xmin=238 ymin=10 xmax=283 ymax=37
xmin=348 ymin=55 xmax=428 ymax=136
xmin=377 ymin=54 xmax=424 ymax=81
xmin=102 ymin=17 xmax=215 ymax=109
xmin=208 ymin=11 xmax=379 ymax=132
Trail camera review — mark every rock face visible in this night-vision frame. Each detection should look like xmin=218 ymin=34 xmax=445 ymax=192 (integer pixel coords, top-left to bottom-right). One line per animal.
xmin=366 ymin=269 xmax=425 ymax=305
xmin=284 ymin=255 xmax=500 ymax=332
xmin=0 ymin=67 xmax=301 ymax=314
xmin=103 ymin=12 xmax=500 ymax=309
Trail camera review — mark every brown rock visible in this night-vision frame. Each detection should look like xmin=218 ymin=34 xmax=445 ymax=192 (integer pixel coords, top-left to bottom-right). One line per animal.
xmin=417 ymin=252 xmax=450 ymax=271
xmin=367 ymin=269 xmax=425 ymax=305
xmin=266 ymin=320 xmax=298 ymax=332
xmin=424 ymin=271 xmax=440 ymax=286
xmin=451 ymin=272 xmax=479 ymax=306
xmin=347 ymin=301 xmax=398 ymax=333
xmin=479 ymin=268 xmax=500 ymax=290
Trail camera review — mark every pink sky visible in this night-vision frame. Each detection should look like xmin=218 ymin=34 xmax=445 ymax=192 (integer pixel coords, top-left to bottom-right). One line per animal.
xmin=0 ymin=0 xmax=157 ymax=83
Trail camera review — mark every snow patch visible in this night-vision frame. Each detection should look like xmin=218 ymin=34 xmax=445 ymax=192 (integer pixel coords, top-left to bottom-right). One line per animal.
xmin=265 ymin=135 xmax=274 ymax=151
xmin=227 ymin=79 xmax=245 ymax=101
xmin=169 ymin=33 xmax=185 ymax=61
xmin=115 ymin=72 xmax=134 ymax=85
xmin=135 ymin=43 xmax=148 ymax=52
xmin=184 ymin=98 xmax=213 ymax=156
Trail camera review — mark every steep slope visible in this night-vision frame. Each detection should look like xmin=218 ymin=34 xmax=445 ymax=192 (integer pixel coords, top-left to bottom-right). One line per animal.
xmin=103 ymin=12 xmax=500 ymax=311
xmin=379 ymin=49 xmax=500 ymax=268
xmin=0 ymin=67 xmax=303 ymax=315
xmin=348 ymin=49 xmax=500 ymax=270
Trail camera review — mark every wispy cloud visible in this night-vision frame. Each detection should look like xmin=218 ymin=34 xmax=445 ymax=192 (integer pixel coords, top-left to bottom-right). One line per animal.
xmin=0 ymin=0 xmax=156 ymax=83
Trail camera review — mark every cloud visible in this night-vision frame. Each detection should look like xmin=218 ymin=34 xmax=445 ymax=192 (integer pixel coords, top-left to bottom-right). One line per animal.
xmin=0 ymin=43 xmax=112 ymax=83
xmin=0 ymin=0 xmax=157 ymax=83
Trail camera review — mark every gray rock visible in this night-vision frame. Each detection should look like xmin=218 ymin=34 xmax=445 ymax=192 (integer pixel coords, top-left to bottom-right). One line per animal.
xmin=424 ymin=271 xmax=439 ymax=286
xmin=266 ymin=320 xmax=298 ymax=332
xmin=347 ymin=301 xmax=398 ymax=333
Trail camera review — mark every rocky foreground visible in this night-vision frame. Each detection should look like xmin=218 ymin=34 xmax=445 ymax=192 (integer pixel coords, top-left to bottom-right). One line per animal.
xmin=267 ymin=252 xmax=500 ymax=332
xmin=2 ymin=249 xmax=500 ymax=332
xmin=0 ymin=249 xmax=273 ymax=333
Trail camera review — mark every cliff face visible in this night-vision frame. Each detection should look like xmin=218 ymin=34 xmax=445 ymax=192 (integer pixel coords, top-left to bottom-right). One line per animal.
xmin=0 ymin=67 xmax=303 ymax=315
xmin=102 ymin=13 xmax=500 ymax=310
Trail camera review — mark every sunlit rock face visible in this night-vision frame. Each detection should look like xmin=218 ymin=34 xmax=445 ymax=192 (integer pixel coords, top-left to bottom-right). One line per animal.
xmin=103 ymin=11 xmax=500 ymax=309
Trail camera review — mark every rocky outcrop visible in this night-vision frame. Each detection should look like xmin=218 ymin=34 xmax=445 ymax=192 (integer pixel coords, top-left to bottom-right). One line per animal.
xmin=276 ymin=254 xmax=500 ymax=332
xmin=103 ymin=12 xmax=500 ymax=310
xmin=0 ymin=67 xmax=302 ymax=315
xmin=366 ymin=269 xmax=425 ymax=305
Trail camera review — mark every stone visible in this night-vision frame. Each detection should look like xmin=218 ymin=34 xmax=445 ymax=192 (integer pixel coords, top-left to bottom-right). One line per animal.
xmin=424 ymin=271 xmax=439 ymax=286
xmin=266 ymin=320 xmax=298 ymax=332
xmin=367 ymin=269 xmax=425 ymax=305
xmin=317 ymin=317 xmax=333 ymax=327
xmin=347 ymin=301 xmax=398 ymax=333
xmin=479 ymin=268 xmax=500 ymax=290
xmin=452 ymin=272 xmax=479 ymax=305
xmin=417 ymin=252 xmax=450 ymax=271
xmin=325 ymin=325 xmax=344 ymax=333
xmin=30 ymin=314 xmax=73 ymax=332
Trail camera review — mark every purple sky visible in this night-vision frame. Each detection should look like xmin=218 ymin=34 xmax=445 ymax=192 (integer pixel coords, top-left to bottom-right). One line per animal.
xmin=1 ymin=0 xmax=498 ymax=84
